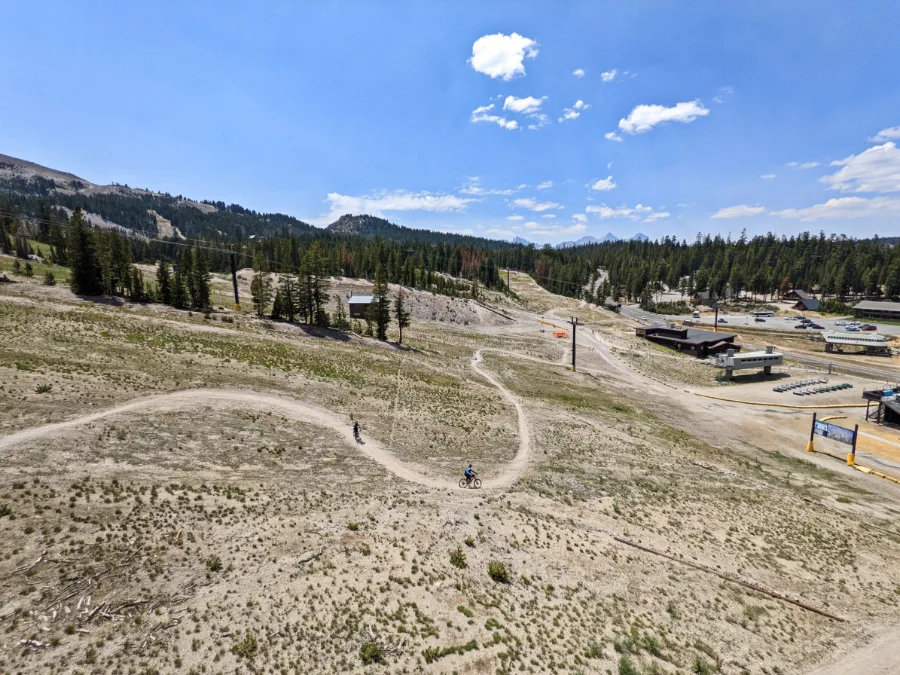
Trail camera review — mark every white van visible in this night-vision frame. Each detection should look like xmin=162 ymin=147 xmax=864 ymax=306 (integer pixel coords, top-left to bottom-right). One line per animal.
xmin=692 ymin=311 xmax=700 ymax=319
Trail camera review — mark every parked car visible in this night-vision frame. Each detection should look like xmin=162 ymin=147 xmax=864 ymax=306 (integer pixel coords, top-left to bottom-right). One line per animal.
xmin=754 ymin=317 xmax=766 ymax=323
xmin=835 ymin=321 xmax=847 ymax=326
xmin=718 ymin=319 xmax=728 ymax=323
xmin=794 ymin=324 xmax=808 ymax=329
xmin=641 ymin=316 xmax=648 ymax=321
xmin=861 ymin=324 xmax=877 ymax=331
xmin=808 ymin=323 xmax=824 ymax=329
xmin=848 ymin=321 xmax=861 ymax=326
xmin=845 ymin=326 xmax=860 ymax=332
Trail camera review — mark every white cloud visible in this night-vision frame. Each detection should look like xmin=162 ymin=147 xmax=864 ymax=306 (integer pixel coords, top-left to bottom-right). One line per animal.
xmin=601 ymin=69 xmax=617 ymax=82
xmin=590 ymin=176 xmax=617 ymax=191
xmin=776 ymin=196 xmax=900 ymax=221
xmin=507 ymin=214 xmax=525 ymax=221
xmin=711 ymin=205 xmax=766 ymax=219
xmin=536 ymin=180 xmax=553 ymax=190
xmin=471 ymin=103 xmax=519 ymax=130
xmin=468 ymin=32 xmax=538 ymax=81
xmin=541 ymin=214 xmax=556 ymax=219
xmin=524 ymin=221 xmax=541 ymax=229
xmin=559 ymin=99 xmax=590 ymax=123
xmin=512 ymin=197 xmax=563 ymax=212
xmin=323 ymin=190 xmax=474 ymax=222
xmin=572 ymin=213 xmax=587 ymax=222
xmin=786 ymin=161 xmax=819 ymax=169
xmin=572 ymin=68 xmax=585 ymax=78
xmin=713 ymin=86 xmax=735 ymax=104
xmin=820 ymin=142 xmax=900 ymax=193
xmin=604 ymin=131 xmax=623 ymax=143
xmin=459 ymin=177 xmax=516 ymax=196
xmin=760 ymin=174 xmax=777 ymax=179
xmin=503 ymin=95 xmax=546 ymax=114
xmin=871 ymin=127 xmax=900 ymax=143
xmin=531 ymin=223 xmax=587 ymax=237
xmin=618 ymin=100 xmax=709 ymax=135
xmin=586 ymin=203 xmax=661 ymax=222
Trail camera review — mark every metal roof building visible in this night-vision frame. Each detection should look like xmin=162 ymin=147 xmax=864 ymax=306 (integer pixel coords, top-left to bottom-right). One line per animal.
xmin=853 ymin=300 xmax=900 ymax=320
xmin=635 ymin=325 xmax=740 ymax=358
xmin=348 ymin=295 xmax=376 ymax=319
xmin=822 ymin=330 xmax=890 ymax=354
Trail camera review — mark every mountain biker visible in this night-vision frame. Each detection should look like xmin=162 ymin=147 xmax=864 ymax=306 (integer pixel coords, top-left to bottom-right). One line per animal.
xmin=353 ymin=421 xmax=360 ymax=440
xmin=464 ymin=464 xmax=476 ymax=483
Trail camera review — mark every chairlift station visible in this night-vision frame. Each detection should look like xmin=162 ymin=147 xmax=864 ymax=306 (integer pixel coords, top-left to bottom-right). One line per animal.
xmin=715 ymin=346 xmax=783 ymax=380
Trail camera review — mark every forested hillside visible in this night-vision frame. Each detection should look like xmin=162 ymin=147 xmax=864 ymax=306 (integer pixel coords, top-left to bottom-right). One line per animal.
xmin=3 ymin=152 xmax=900 ymax=314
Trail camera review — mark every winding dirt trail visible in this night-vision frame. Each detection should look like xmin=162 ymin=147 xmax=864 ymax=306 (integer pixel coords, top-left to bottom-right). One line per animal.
xmin=0 ymin=351 xmax=536 ymax=490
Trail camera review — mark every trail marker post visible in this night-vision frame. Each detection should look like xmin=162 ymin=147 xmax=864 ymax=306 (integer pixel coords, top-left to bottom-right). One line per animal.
xmin=807 ymin=412 xmax=817 ymax=452
xmin=849 ymin=424 xmax=859 ymax=466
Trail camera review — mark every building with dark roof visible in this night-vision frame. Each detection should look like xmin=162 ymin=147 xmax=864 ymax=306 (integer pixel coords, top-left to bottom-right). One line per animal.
xmin=635 ymin=325 xmax=740 ymax=358
xmin=853 ymin=300 xmax=900 ymax=321
xmin=785 ymin=289 xmax=819 ymax=311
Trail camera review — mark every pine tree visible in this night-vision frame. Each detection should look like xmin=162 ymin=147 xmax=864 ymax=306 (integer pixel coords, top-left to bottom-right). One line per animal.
xmin=395 ymin=287 xmax=410 ymax=345
xmin=270 ymin=288 xmax=284 ymax=320
xmin=172 ymin=270 xmax=188 ymax=309
xmin=191 ymin=247 xmax=211 ymax=310
xmin=67 ymin=208 xmax=103 ymax=295
xmin=333 ymin=295 xmax=350 ymax=330
xmin=156 ymin=261 xmax=173 ymax=305
xmin=130 ymin=266 xmax=145 ymax=301
xmin=278 ymin=253 xmax=300 ymax=322
xmin=367 ymin=265 xmax=391 ymax=341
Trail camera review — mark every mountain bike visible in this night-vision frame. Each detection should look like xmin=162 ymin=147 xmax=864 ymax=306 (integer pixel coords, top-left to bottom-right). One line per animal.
xmin=458 ymin=475 xmax=482 ymax=489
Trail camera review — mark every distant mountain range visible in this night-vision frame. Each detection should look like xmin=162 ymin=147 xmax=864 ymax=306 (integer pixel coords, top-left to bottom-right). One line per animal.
xmin=555 ymin=232 xmax=649 ymax=249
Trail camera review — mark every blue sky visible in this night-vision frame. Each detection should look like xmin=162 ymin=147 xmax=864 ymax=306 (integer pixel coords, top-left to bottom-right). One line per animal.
xmin=3 ymin=1 xmax=900 ymax=243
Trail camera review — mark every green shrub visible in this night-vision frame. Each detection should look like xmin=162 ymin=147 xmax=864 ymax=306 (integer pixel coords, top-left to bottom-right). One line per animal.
xmin=43 ymin=271 xmax=56 ymax=286
xmin=584 ymin=642 xmax=604 ymax=659
xmin=347 ymin=522 xmax=359 ymax=531
xmin=618 ymin=655 xmax=639 ymax=675
xmin=0 ymin=505 xmax=11 ymax=519
xmin=450 ymin=547 xmax=467 ymax=569
xmin=464 ymin=536 xmax=475 ymax=547
xmin=457 ymin=605 xmax=473 ymax=618
xmin=487 ymin=560 xmax=509 ymax=584
xmin=360 ymin=642 xmax=383 ymax=664
xmin=232 ymin=632 xmax=258 ymax=659
xmin=422 ymin=639 xmax=478 ymax=664
xmin=205 ymin=555 xmax=223 ymax=572
xmin=35 ymin=384 xmax=52 ymax=394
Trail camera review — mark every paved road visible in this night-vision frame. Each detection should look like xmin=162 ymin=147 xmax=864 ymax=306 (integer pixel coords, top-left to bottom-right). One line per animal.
xmin=620 ymin=303 xmax=900 ymax=336
xmin=619 ymin=304 xmax=900 ymax=381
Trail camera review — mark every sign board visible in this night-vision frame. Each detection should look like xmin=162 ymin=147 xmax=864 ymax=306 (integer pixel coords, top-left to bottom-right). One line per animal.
xmin=813 ymin=421 xmax=856 ymax=445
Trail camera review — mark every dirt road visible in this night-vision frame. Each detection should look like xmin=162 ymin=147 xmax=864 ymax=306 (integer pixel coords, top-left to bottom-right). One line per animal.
xmin=0 ymin=349 xmax=538 ymax=490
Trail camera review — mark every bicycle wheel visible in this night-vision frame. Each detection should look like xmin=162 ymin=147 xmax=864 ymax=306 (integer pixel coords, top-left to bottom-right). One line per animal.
xmin=458 ymin=478 xmax=468 ymax=489
xmin=473 ymin=478 xmax=482 ymax=489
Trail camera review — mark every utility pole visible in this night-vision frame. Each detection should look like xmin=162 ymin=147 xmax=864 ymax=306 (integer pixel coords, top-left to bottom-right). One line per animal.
xmin=714 ymin=304 xmax=719 ymax=333
xmin=229 ymin=245 xmax=241 ymax=312
xmin=568 ymin=316 xmax=579 ymax=371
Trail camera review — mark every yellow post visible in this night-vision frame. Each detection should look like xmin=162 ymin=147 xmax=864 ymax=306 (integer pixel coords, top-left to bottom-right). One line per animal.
xmin=846 ymin=453 xmax=855 ymax=466
xmin=807 ymin=412 xmax=817 ymax=452
xmin=234 ymin=303 xmax=241 ymax=312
